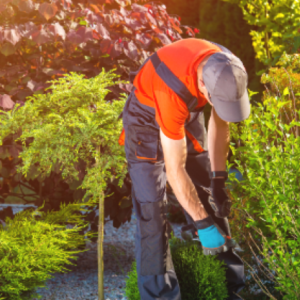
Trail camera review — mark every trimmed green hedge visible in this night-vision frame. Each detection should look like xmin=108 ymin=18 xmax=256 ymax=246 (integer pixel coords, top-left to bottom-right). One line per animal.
xmin=125 ymin=236 xmax=228 ymax=300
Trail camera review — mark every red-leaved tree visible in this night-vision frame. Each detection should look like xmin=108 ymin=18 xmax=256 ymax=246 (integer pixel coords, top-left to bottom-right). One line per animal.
xmin=0 ymin=0 xmax=199 ymax=228
xmin=0 ymin=0 xmax=199 ymax=105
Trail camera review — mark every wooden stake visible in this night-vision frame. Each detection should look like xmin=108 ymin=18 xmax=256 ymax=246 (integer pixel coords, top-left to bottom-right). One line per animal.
xmin=97 ymin=145 xmax=104 ymax=300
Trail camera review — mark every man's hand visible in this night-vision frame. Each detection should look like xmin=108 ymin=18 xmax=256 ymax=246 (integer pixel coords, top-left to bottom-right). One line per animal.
xmin=209 ymin=178 xmax=232 ymax=218
xmin=194 ymin=215 xmax=235 ymax=255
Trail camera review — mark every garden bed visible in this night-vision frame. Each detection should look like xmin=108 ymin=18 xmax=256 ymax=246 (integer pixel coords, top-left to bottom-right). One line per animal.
xmin=32 ymin=212 xmax=185 ymax=300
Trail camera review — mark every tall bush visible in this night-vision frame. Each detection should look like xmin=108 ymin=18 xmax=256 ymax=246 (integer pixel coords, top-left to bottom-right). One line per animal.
xmin=0 ymin=70 xmax=127 ymax=299
xmin=222 ymin=0 xmax=300 ymax=67
xmin=228 ymin=53 xmax=300 ymax=299
xmin=198 ymin=0 xmax=260 ymax=93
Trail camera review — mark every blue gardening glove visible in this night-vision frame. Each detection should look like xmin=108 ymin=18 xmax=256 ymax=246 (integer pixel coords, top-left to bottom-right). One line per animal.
xmin=198 ymin=225 xmax=225 ymax=249
xmin=194 ymin=215 xmax=235 ymax=255
xmin=209 ymin=177 xmax=232 ymax=218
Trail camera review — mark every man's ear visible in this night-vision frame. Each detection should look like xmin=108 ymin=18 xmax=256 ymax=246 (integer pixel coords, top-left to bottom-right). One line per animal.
xmin=198 ymin=79 xmax=205 ymax=88
xmin=197 ymin=79 xmax=205 ymax=93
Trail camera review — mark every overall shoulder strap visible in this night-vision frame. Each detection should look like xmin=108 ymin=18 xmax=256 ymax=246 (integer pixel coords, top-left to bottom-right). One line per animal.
xmin=129 ymin=56 xmax=151 ymax=84
xmin=150 ymin=53 xmax=198 ymax=112
xmin=128 ymin=41 xmax=230 ymax=113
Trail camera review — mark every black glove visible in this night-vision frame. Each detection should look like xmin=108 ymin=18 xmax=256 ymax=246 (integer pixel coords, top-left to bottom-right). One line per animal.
xmin=209 ymin=177 xmax=232 ymax=218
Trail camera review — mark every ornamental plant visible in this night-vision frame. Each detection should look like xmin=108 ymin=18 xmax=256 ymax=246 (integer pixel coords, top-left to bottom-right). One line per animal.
xmin=228 ymin=53 xmax=300 ymax=299
xmin=125 ymin=261 xmax=140 ymax=300
xmin=0 ymin=0 xmax=198 ymax=228
xmin=171 ymin=237 xmax=228 ymax=300
xmin=222 ymin=0 xmax=300 ymax=67
xmin=0 ymin=200 xmax=98 ymax=300
xmin=125 ymin=236 xmax=228 ymax=300
xmin=0 ymin=70 xmax=127 ymax=299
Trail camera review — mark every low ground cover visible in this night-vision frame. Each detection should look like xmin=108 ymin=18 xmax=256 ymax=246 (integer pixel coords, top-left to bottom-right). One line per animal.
xmin=0 ymin=201 xmax=97 ymax=300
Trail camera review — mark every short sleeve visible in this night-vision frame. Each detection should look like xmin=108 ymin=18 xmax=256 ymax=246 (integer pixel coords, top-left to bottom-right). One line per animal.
xmin=153 ymin=83 xmax=189 ymax=140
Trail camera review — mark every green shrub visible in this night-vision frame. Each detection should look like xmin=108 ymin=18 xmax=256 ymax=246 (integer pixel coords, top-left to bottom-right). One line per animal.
xmin=125 ymin=261 xmax=140 ymax=300
xmin=125 ymin=237 xmax=228 ymax=300
xmin=228 ymin=53 xmax=300 ymax=299
xmin=0 ymin=200 xmax=98 ymax=300
xmin=171 ymin=238 xmax=228 ymax=300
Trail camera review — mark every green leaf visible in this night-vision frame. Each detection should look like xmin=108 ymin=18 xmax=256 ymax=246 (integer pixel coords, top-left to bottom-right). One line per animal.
xmin=119 ymin=196 xmax=132 ymax=209
xmin=256 ymin=69 xmax=266 ymax=76
xmin=283 ymin=87 xmax=290 ymax=96
xmin=248 ymin=89 xmax=259 ymax=98
xmin=0 ymin=42 xmax=16 ymax=56
xmin=278 ymin=101 xmax=290 ymax=108
xmin=4 ymin=195 xmax=26 ymax=204
xmin=274 ymin=13 xmax=285 ymax=20
xmin=80 ymin=20 xmax=87 ymax=25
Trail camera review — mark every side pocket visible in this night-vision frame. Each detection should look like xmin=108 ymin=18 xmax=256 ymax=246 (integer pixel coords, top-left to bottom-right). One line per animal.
xmin=126 ymin=125 xmax=162 ymax=162
xmin=135 ymin=132 xmax=158 ymax=161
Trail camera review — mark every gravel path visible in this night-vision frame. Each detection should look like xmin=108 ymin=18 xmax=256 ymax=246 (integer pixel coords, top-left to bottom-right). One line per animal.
xmin=33 ymin=212 xmax=185 ymax=300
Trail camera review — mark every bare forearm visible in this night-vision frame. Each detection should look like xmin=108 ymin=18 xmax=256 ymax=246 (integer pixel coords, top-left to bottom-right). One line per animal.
xmin=159 ymin=128 xmax=208 ymax=222
xmin=167 ymin=168 xmax=208 ymax=221
xmin=208 ymin=108 xmax=230 ymax=172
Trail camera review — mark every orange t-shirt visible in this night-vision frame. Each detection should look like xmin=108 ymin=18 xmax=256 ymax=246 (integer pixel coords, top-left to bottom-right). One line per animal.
xmin=133 ymin=38 xmax=222 ymax=140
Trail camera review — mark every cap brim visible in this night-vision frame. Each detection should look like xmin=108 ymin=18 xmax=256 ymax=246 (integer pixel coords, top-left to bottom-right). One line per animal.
xmin=211 ymin=89 xmax=250 ymax=123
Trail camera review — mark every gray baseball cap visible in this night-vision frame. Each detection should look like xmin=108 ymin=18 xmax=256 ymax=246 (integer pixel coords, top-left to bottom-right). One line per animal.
xmin=202 ymin=52 xmax=250 ymax=122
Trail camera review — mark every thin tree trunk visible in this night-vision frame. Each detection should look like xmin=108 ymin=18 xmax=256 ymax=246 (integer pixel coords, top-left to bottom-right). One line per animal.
xmin=97 ymin=145 xmax=104 ymax=300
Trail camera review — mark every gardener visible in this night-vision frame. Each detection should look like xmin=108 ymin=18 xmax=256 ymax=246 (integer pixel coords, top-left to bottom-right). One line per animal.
xmin=118 ymin=38 xmax=249 ymax=300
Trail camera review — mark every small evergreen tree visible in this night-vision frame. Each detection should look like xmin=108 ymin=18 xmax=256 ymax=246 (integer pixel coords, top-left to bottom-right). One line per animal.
xmin=0 ymin=70 xmax=126 ymax=300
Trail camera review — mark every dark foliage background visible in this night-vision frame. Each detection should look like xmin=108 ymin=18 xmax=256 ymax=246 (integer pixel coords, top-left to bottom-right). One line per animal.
xmin=0 ymin=0 xmax=265 ymax=229
xmin=0 ymin=0 xmax=198 ymax=229
xmin=163 ymin=0 xmax=264 ymax=128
